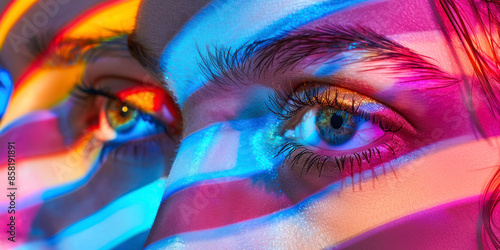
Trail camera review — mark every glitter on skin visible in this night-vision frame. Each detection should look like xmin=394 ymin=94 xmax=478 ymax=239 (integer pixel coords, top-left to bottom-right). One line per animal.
xmin=160 ymin=114 xmax=284 ymax=199
xmin=161 ymin=124 xmax=222 ymax=200
xmin=251 ymin=118 xmax=284 ymax=172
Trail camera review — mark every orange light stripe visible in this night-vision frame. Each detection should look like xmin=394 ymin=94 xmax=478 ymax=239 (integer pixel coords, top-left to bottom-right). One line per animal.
xmin=0 ymin=0 xmax=140 ymax=128
xmin=0 ymin=0 xmax=38 ymax=51
xmin=118 ymin=88 xmax=163 ymax=112
xmin=13 ymin=0 xmax=134 ymax=93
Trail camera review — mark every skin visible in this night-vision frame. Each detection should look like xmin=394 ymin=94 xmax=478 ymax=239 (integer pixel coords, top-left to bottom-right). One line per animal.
xmin=0 ymin=0 xmax=180 ymax=248
xmin=133 ymin=0 xmax=500 ymax=248
xmin=0 ymin=0 xmax=498 ymax=248
xmin=0 ymin=0 xmax=111 ymax=83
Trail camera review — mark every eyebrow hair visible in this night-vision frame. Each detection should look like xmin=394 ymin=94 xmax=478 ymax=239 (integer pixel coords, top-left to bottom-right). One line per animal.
xmin=202 ymin=25 xmax=458 ymax=88
xmin=127 ymin=33 xmax=164 ymax=81
xmin=129 ymin=25 xmax=458 ymax=92
xmin=27 ymin=30 xmax=131 ymax=67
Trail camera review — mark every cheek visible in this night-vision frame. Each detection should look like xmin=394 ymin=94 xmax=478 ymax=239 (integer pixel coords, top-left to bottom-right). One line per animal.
xmin=300 ymin=136 xmax=499 ymax=243
xmin=1 ymin=66 xmax=85 ymax=128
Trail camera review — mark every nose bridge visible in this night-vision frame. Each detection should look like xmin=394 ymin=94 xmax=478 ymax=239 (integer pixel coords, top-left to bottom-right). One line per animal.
xmin=164 ymin=115 xmax=281 ymax=193
xmin=146 ymin=175 xmax=295 ymax=244
xmin=146 ymin=113 xmax=288 ymax=242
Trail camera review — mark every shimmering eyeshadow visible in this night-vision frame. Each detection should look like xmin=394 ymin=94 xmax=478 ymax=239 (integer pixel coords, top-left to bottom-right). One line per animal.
xmin=315 ymin=107 xmax=359 ymax=145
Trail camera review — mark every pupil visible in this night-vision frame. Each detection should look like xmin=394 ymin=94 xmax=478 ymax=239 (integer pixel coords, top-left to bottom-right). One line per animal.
xmin=330 ymin=114 xmax=344 ymax=129
xmin=119 ymin=105 xmax=129 ymax=117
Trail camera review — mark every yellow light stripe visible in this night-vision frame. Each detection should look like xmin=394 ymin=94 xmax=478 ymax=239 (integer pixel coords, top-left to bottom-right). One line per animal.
xmin=0 ymin=0 xmax=38 ymax=51
xmin=0 ymin=65 xmax=85 ymax=127
xmin=0 ymin=0 xmax=141 ymax=129
xmin=65 ymin=0 xmax=140 ymax=38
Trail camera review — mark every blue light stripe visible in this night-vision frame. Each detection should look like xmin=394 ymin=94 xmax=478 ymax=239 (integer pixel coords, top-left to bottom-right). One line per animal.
xmin=16 ymin=179 xmax=166 ymax=250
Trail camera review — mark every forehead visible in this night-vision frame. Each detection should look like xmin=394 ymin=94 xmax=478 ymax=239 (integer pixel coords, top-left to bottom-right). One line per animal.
xmin=157 ymin=0 xmax=440 ymax=105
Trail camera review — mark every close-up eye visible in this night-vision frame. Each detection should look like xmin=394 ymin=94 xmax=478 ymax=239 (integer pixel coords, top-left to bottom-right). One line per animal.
xmin=271 ymin=83 xmax=415 ymax=178
xmin=285 ymin=105 xmax=386 ymax=150
xmin=69 ymin=79 xmax=180 ymax=161
xmin=106 ymin=99 xmax=140 ymax=133
xmin=98 ymin=98 xmax=167 ymax=142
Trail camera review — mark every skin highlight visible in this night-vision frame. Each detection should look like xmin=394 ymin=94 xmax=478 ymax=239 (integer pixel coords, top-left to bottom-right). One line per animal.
xmin=131 ymin=0 xmax=500 ymax=248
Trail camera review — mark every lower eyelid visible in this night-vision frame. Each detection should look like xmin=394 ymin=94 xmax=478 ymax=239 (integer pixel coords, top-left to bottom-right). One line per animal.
xmin=96 ymin=132 xmax=178 ymax=166
xmin=308 ymin=131 xmax=395 ymax=155
xmin=277 ymin=131 xmax=408 ymax=182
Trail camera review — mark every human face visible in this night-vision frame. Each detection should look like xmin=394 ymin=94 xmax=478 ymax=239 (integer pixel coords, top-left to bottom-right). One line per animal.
xmin=0 ymin=1 xmax=180 ymax=248
xmin=133 ymin=0 xmax=500 ymax=248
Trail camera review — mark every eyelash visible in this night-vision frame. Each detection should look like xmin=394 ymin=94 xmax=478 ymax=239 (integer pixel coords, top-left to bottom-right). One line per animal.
xmin=70 ymin=81 xmax=171 ymax=162
xmin=268 ymin=83 xmax=403 ymax=133
xmin=268 ymin=83 xmax=404 ymax=178
xmin=72 ymin=80 xmax=166 ymax=126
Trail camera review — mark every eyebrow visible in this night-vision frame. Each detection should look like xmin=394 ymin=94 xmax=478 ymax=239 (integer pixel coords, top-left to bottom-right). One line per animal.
xmin=130 ymin=25 xmax=458 ymax=92
xmin=127 ymin=33 xmax=164 ymax=81
xmin=27 ymin=31 xmax=131 ymax=67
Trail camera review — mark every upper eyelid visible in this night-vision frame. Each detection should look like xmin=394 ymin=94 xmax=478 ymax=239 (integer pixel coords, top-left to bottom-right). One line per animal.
xmin=74 ymin=82 xmax=155 ymax=115
xmin=73 ymin=73 xmax=182 ymax=128
xmin=269 ymin=83 xmax=413 ymax=133
xmin=70 ymin=81 xmax=180 ymax=137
